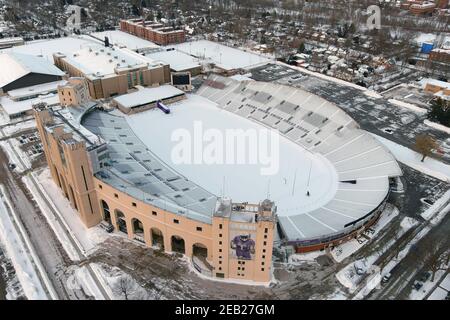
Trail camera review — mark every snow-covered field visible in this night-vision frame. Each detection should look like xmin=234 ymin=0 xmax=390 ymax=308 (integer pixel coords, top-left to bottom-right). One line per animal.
xmin=125 ymin=94 xmax=338 ymax=216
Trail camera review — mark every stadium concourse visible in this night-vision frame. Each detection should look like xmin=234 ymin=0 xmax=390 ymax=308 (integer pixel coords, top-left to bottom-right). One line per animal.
xmin=196 ymin=75 xmax=402 ymax=252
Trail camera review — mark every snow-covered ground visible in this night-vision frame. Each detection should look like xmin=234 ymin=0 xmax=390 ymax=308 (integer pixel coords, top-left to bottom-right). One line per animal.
xmin=409 ymin=269 xmax=448 ymax=300
xmin=0 ymin=185 xmax=54 ymax=299
xmin=288 ymin=250 xmax=324 ymax=265
xmin=91 ymin=263 xmax=154 ymax=300
xmin=372 ymin=134 xmax=450 ymax=182
xmin=388 ymin=98 xmax=428 ymax=115
xmin=347 ymin=190 xmax=450 ymax=300
xmin=421 ymin=189 xmax=450 ymax=221
xmin=32 ymin=169 xmax=109 ymax=254
xmin=0 ymin=119 xmax=36 ymax=137
xmin=0 ymin=140 xmax=29 ymax=172
xmin=336 ymin=211 xmax=415 ymax=293
xmin=66 ymin=265 xmax=106 ymax=300
xmin=331 ymin=205 xmax=399 ymax=263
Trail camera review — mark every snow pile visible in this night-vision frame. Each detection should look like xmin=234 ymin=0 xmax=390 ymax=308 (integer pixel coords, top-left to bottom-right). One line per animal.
xmin=424 ymin=120 xmax=450 ymax=134
xmin=400 ymin=217 xmax=418 ymax=230
xmin=364 ymin=90 xmax=383 ymax=99
xmin=421 ymin=189 xmax=450 ymax=221
xmin=66 ymin=265 xmax=106 ymax=300
xmin=288 ymin=251 xmax=323 ymax=264
xmin=388 ymin=99 xmax=428 ymax=115
xmin=91 ymin=263 xmax=153 ymax=300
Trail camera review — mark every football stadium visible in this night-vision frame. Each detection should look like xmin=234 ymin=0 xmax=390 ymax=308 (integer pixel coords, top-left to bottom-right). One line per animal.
xmin=35 ymin=74 xmax=402 ymax=283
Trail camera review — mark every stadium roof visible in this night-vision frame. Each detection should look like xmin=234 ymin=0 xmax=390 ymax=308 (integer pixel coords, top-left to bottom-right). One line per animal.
xmin=0 ymin=52 xmax=65 ymax=89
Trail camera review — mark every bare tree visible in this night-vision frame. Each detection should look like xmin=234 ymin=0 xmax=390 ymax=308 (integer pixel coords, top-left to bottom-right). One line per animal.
xmin=414 ymin=134 xmax=438 ymax=162
xmin=113 ymin=274 xmax=146 ymax=300
xmin=428 ymin=250 xmax=449 ymax=282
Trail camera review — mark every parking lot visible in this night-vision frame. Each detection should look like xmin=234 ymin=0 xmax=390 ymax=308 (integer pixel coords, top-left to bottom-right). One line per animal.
xmin=383 ymin=85 xmax=435 ymax=109
xmin=249 ymin=63 xmax=450 ymax=164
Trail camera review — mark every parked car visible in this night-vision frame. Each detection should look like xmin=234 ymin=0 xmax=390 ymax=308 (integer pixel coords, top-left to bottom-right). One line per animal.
xmin=382 ymin=273 xmax=392 ymax=283
xmin=412 ymin=280 xmax=423 ymax=290
xmin=419 ymin=271 xmax=431 ymax=283
xmin=99 ymin=221 xmax=114 ymax=233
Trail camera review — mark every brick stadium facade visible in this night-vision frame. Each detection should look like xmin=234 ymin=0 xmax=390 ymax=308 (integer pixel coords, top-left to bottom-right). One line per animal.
xmin=120 ymin=19 xmax=186 ymax=46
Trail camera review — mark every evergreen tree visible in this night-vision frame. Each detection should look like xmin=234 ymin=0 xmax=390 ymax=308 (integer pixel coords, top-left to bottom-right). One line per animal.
xmin=428 ymin=98 xmax=450 ymax=127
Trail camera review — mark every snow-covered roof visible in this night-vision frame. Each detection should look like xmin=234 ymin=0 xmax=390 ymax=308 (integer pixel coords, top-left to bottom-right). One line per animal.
xmin=145 ymin=49 xmax=201 ymax=72
xmin=0 ymin=37 xmax=97 ymax=62
xmin=0 ymin=52 xmax=65 ymax=89
xmin=7 ymin=80 xmax=67 ymax=100
xmin=170 ymin=40 xmax=271 ymax=71
xmin=0 ymin=93 xmax=59 ymax=116
xmin=90 ymin=30 xmax=160 ymax=51
xmin=55 ymin=44 xmax=161 ymax=79
xmin=113 ymin=85 xmax=185 ymax=109
xmin=419 ymin=78 xmax=450 ymax=90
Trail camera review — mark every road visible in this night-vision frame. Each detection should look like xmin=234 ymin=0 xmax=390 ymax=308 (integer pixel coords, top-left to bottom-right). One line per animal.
xmin=368 ymin=213 xmax=449 ymax=300
xmin=0 ymin=127 xmax=109 ymax=300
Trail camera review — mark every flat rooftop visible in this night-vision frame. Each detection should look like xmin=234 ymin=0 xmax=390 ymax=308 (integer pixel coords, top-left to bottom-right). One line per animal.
xmin=144 ymin=49 xmax=201 ymax=72
xmin=55 ymin=44 xmax=162 ymax=79
xmin=7 ymin=80 xmax=66 ymax=100
xmin=113 ymin=85 xmax=184 ymax=109
xmin=170 ymin=40 xmax=271 ymax=71
xmin=90 ymin=30 xmax=160 ymax=51
xmin=0 ymin=36 xmax=97 ymax=62
xmin=0 ymin=93 xmax=59 ymax=116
